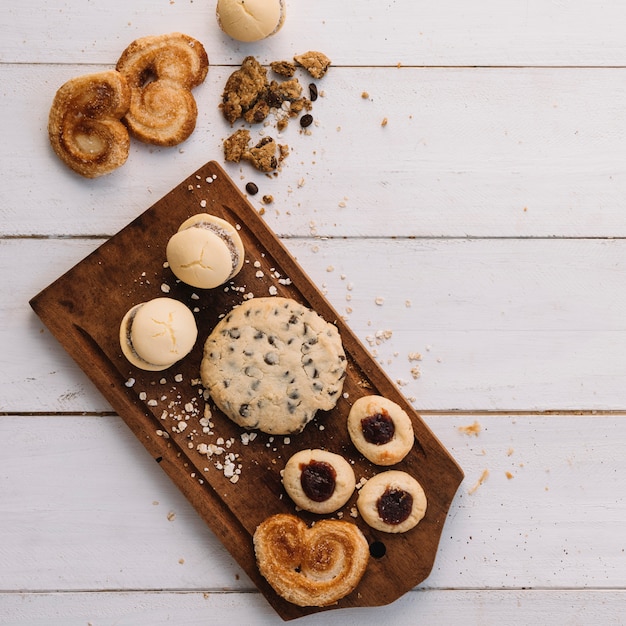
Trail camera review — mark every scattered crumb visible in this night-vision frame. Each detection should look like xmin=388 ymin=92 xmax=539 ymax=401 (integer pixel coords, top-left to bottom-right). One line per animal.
xmin=505 ymin=471 xmax=514 ymax=480
xmin=468 ymin=469 xmax=489 ymax=495
xmin=167 ymin=511 xmax=176 ymax=522
xmin=458 ymin=420 xmax=482 ymax=436
xmin=381 ymin=117 xmax=388 ymax=127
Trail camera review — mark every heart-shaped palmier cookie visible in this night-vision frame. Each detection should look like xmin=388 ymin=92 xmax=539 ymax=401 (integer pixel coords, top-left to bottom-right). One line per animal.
xmin=253 ymin=513 xmax=369 ymax=607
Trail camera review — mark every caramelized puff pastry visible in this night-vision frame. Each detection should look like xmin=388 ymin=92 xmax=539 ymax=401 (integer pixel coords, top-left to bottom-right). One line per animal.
xmin=253 ymin=513 xmax=369 ymax=607
xmin=116 ymin=32 xmax=209 ymax=146
xmin=48 ymin=70 xmax=131 ymax=178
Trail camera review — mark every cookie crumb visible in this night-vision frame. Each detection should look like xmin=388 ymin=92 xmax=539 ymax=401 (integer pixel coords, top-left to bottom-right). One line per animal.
xmin=458 ymin=420 xmax=481 ymax=436
xmin=468 ymin=469 xmax=489 ymax=495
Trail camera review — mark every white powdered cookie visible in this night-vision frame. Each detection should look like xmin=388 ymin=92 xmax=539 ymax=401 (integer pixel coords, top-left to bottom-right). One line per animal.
xmin=200 ymin=297 xmax=347 ymax=434
xmin=282 ymin=449 xmax=356 ymax=514
xmin=357 ymin=470 xmax=427 ymax=534
xmin=347 ymin=395 xmax=414 ymax=465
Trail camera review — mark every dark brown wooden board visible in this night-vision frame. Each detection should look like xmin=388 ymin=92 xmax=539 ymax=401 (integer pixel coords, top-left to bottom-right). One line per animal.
xmin=30 ymin=161 xmax=464 ymax=621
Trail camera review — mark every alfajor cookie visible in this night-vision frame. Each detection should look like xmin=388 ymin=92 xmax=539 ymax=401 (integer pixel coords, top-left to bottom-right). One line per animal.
xmin=166 ymin=214 xmax=244 ymax=289
xmin=120 ymin=297 xmax=198 ymax=371
xmin=216 ymin=0 xmax=285 ymax=43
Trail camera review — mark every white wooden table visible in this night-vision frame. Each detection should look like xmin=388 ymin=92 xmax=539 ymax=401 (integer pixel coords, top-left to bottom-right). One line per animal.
xmin=2 ymin=1 xmax=626 ymax=624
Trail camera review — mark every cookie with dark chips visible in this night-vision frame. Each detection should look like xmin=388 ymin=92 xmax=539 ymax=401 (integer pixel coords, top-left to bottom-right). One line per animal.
xmin=201 ymin=297 xmax=347 ymax=434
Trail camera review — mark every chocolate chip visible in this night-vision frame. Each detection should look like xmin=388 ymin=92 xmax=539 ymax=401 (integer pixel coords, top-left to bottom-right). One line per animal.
xmin=308 ymin=83 xmax=318 ymax=102
xmin=300 ymin=113 xmax=313 ymax=128
xmin=245 ymin=182 xmax=258 ymax=195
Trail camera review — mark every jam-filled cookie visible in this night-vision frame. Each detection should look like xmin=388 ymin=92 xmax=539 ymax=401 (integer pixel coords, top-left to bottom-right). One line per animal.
xmin=357 ymin=470 xmax=427 ymax=533
xmin=282 ymin=449 xmax=356 ymax=514
xmin=347 ymin=395 xmax=414 ymax=465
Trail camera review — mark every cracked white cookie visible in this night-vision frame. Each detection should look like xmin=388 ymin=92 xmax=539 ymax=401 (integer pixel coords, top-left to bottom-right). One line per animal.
xmin=200 ymin=297 xmax=347 ymax=434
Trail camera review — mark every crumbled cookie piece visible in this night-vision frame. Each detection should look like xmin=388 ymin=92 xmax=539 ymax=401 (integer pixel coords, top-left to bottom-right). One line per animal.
xmin=222 ymin=57 xmax=310 ymax=128
xmin=223 ymin=130 xmax=288 ymax=172
xmin=223 ymin=128 xmax=251 ymax=163
xmin=221 ymin=56 xmax=269 ymax=125
xmin=278 ymin=143 xmax=289 ymax=163
xmin=294 ymin=51 xmax=331 ymax=79
xmin=268 ymin=78 xmax=303 ymax=106
xmin=246 ymin=137 xmax=278 ymax=172
xmin=270 ymin=60 xmax=296 ymax=77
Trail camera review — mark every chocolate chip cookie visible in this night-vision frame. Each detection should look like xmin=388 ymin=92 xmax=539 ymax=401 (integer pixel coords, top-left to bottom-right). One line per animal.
xmin=201 ymin=297 xmax=347 ymax=434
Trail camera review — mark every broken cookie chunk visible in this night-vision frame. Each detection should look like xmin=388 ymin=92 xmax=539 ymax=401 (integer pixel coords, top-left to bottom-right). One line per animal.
xmin=246 ymin=137 xmax=278 ymax=172
xmin=221 ymin=56 xmax=269 ymax=124
xmin=223 ymin=131 xmax=285 ymax=173
xmin=294 ymin=51 xmax=331 ymax=79
xmin=270 ymin=60 xmax=296 ymax=78
xmin=223 ymin=128 xmax=252 ymax=163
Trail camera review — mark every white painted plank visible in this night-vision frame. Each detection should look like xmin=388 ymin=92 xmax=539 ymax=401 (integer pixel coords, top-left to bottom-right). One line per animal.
xmin=1 ymin=414 xmax=625 ymax=592
xmin=2 ymin=64 xmax=626 ymax=239
xmin=6 ymin=237 xmax=626 ymax=413
xmin=1 ymin=589 xmax=626 ymax=626
xmin=4 ymin=0 xmax=626 ymax=67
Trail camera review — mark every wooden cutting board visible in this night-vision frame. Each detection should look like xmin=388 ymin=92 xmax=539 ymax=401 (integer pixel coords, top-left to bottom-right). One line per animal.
xmin=30 ymin=161 xmax=464 ymax=620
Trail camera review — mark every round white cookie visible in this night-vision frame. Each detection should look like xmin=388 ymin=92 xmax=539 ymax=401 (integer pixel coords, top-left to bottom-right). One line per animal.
xmin=357 ymin=470 xmax=427 ymax=534
xmin=283 ymin=449 xmax=356 ymax=514
xmin=200 ymin=297 xmax=347 ymax=435
xmin=120 ymin=297 xmax=198 ymax=371
xmin=347 ymin=395 xmax=414 ymax=465
xmin=166 ymin=214 xmax=244 ymax=289
xmin=216 ymin=0 xmax=285 ymax=43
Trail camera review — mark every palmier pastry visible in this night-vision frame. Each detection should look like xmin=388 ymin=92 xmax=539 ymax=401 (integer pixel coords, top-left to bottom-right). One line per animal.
xmin=253 ymin=513 xmax=369 ymax=607
xmin=357 ymin=470 xmax=427 ymax=534
xmin=48 ymin=70 xmax=131 ymax=178
xmin=347 ymin=395 xmax=414 ymax=465
xmin=116 ymin=33 xmax=209 ymax=146
xmin=282 ymin=449 xmax=355 ymax=514
xmin=166 ymin=214 xmax=244 ymax=289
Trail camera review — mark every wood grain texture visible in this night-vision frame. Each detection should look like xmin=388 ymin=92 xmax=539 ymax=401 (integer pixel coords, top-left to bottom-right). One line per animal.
xmin=3 ymin=64 xmax=626 ymax=238
xmin=29 ymin=162 xmax=463 ymax=619
xmin=1 ymin=414 xmax=625 ymax=592
xmin=2 ymin=589 xmax=626 ymax=626
xmin=3 ymin=1 xmax=626 ymax=66
xmin=3 ymin=0 xmax=626 ymax=622
xmin=6 ymin=236 xmax=626 ymax=413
